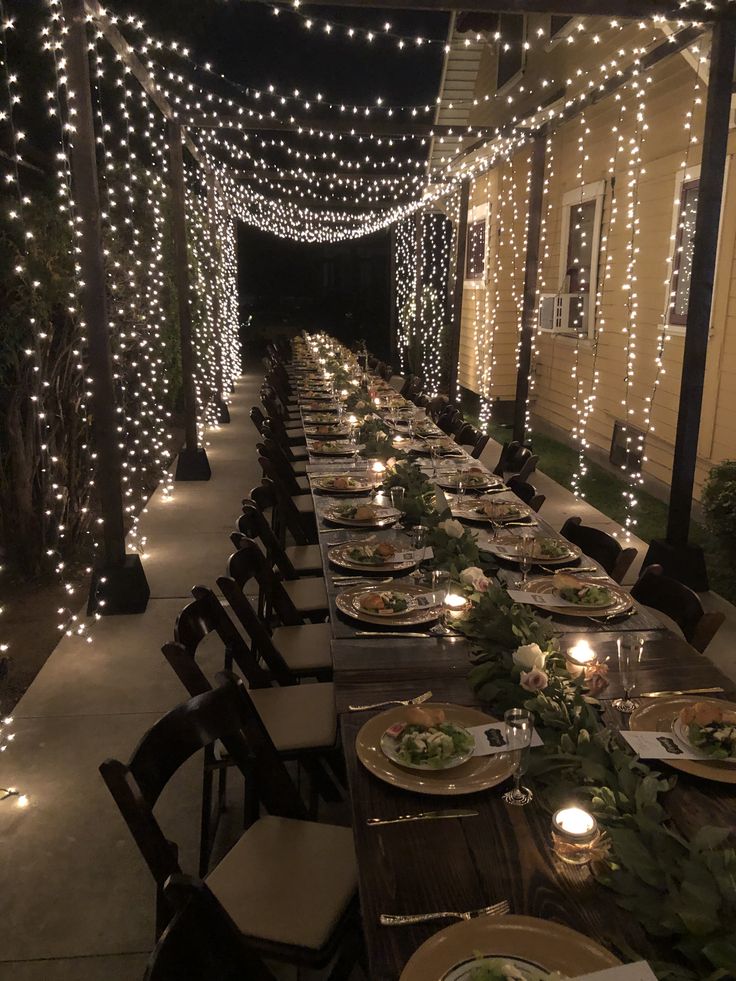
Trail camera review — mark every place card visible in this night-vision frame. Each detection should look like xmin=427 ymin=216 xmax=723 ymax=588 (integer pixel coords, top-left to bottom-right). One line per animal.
xmin=393 ymin=547 xmax=434 ymax=563
xmin=570 ymin=962 xmax=657 ymax=981
xmin=620 ymin=730 xmax=702 ymax=760
xmin=434 ymin=484 xmax=450 ymax=513
xmin=465 ymin=722 xmax=544 ymax=757
xmin=413 ymin=590 xmax=443 ymax=608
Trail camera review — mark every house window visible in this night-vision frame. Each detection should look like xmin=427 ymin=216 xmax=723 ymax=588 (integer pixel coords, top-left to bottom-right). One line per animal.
xmin=538 ymin=181 xmax=604 ymax=337
xmin=550 ymin=15 xmax=573 ymax=38
xmin=466 ymin=218 xmax=486 ymax=280
xmin=668 ymin=178 xmax=699 ymax=326
xmin=497 ymin=13 xmax=525 ymax=91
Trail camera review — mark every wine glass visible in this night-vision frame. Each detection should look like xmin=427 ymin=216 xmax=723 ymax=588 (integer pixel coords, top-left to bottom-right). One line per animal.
xmin=410 ymin=524 xmax=428 ymax=582
xmin=502 ymin=708 xmax=534 ymax=806
xmin=431 ymin=568 xmax=450 ymax=604
xmin=430 ymin=443 xmax=442 ymax=477
xmin=456 ymin=471 xmax=465 ymax=502
xmin=612 ymin=636 xmax=642 ymax=713
xmin=517 ymin=534 xmax=536 ymax=584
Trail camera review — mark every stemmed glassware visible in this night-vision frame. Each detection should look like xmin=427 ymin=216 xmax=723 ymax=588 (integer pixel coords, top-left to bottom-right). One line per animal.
xmin=390 ymin=486 xmax=406 ymax=515
xmin=430 ymin=443 xmax=442 ymax=477
xmin=612 ymin=636 xmax=642 ymax=713
xmin=431 ymin=568 xmax=450 ymax=603
xmin=410 ymin=524 xmax=428 ymax=582
xmin=517 ymin=534 xmax=536 ymax=584
xmin=502 ymin=708 xmax=534 ymax=806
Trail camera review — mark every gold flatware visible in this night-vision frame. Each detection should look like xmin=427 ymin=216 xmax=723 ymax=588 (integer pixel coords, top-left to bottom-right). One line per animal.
xmin=380 ymin=900 xmax=509 ymax=926
xmin=367 ymin=809 xmax=479 ymax=826
xmin=641 ymin=686 xmax=726 ymax=698
xmin=539 ymin=564 xmax=599 ymax=574
xmin=347 ymin=691 xmax=433 ymax=712
xmin=354 ymin=631 xmax=433 ymax=638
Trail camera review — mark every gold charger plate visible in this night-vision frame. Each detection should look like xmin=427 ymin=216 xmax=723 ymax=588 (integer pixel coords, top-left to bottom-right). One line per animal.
xmin=488 ymin=537 xmax=582 ymax=565
xmin=309 ymin=442 xmax=362 ymax=456
xmin=408 ymin=441 xmax=464 ymax=458
xmin=356 ymin=703 xmax=514 ymax=795
xmin=629 ymin=696 xmax=736 ymax=784
xmin=302 ymin=402 xmax=338 ymax=412
xmin=436 ymin=472 xmax=503 ymax=493
xmin=399 ymin=914 xmax=620 ymax=981
xmin=517 ymin=577 xmax=632 ymax=618
xmin=336 ymin=582 xmax=438 ymax=627
xmin=451 ymin=498 xmax=532 ymax=525
xmin=304 ymin=426 xmax=350 ymax=439
xmin=311 ymin=475 xmax=374 ymax=495
xmin=323 ymin=505 xmax=399 ymax=528
xmin=329 ymin=540 xmax=416 ymax=573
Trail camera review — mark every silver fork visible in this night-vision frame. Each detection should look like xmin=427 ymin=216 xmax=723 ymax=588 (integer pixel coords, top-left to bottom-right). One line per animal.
xmin=380 ymin=899 xmax=509 ymax=926
xmin=539 ymin=564 xmax=599 ymax=574
xmin=347 ymin=690 xmax=433 ymax=712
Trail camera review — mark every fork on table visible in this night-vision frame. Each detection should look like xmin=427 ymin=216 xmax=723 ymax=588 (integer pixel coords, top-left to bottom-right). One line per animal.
xmin=380 ymin=899 xmax=509 ymax=926
xmin=347 ymin=691 xmax=433 ymax=712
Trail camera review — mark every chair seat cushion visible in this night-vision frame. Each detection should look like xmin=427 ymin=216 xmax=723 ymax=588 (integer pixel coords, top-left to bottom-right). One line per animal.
xmin=290 ymin=447 xmax=309 ymax=461
xmin=284 ymin=420 xmax=303 ymax=431
xmin=296 ymin=475 xmax=310 ymax=491
xmin=250 ymin=682 xmax=336 ymax=751
xmin=272 ymin=622 xmax=333 ymax=673
xmin=284 ymin=543 xmax=322 ymax=573
xmin=282 ymin=576 xmax=328 ymax=614
xmin=295 ymin=495 xmax=315 ymax=515
xmin=207 ymin=815 xmax=356 ymax=951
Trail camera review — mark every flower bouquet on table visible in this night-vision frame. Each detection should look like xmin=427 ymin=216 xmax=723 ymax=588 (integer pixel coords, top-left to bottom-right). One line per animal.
xmin=357 ymin=416 xmax=405 ymax=462
xmin=380 ymin=459 xmax=434 ymax=523
xmin=345 ymin=386 xmax=371 ymax=412
xmin=426 ymin=515 xmax=481 ymax=575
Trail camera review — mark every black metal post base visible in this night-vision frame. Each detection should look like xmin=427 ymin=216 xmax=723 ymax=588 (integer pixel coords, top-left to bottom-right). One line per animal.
xmin=175 ymin=447 xmax=211 ymax=481
xmin=87 ymin=554 xmax=150 ymax=615
xmin=217 ymin=399 xmax=231 ymax=424
xmin=643 ymin=539 xmax=709 ymax=592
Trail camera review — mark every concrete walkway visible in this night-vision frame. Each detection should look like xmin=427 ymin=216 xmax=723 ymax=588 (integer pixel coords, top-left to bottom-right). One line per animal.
xmin=1 ymin=373 xmax=733 ymax=981
xmin=0 ymin=374 xmax=265 ymax=980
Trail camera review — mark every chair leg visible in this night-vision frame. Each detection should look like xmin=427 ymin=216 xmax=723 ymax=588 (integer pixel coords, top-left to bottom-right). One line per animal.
xmin=326 ymin=922 xmax=364 ymax=981
xmin=199 ymin=763 xmax=214 ymax=877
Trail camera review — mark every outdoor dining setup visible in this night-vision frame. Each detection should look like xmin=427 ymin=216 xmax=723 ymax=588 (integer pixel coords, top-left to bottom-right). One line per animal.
xmin=102 ymin=331 xmax=736 ymax=980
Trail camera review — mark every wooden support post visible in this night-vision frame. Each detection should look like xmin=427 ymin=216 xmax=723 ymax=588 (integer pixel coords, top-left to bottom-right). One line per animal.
xmin=513 ymin=136 xmax=546 ymax=444
xmin=645 ymin=19 xmax=736 ymax=589
xmin=448 ymin=180 xmax=470 ymax=402
xmin=167 ymin=118 xmax=211 ymax=480
xmin=62 ymin=0 xmax=149 ymax=614
xmin=206 ymin=174 xmax=230 ymax=424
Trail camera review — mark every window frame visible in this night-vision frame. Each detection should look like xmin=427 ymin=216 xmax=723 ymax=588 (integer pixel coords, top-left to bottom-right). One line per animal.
xmin=495 ymin=13 xmax=527 ymax=96
xmin=542 ymin=180 xmax=605 ymax=339
xmin=667 ymin=176 xmax=700 ymax=327
xmin=464 ymin=202 xmax=489 ymax=289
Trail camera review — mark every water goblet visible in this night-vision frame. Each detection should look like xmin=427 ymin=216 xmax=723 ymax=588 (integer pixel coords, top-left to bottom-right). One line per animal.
xmin=517 ymin=533 xmax=536 ymax=584
xmin=456 ymin=472 xmax=465 ymax=501
xmin=430 ymin=443 xmax=442 ymax=477
xmin=502 ymin=708 xmax=534 ymax=806
xmin=390 ymin=486 xmax=406 ymax=514
xmin=410 ymin=525 xmax=428 ymax=582
xmin=612 ymin=636 xmax=642 ymax=713
xmin=431 ymin=568 xmax=450 ymax=604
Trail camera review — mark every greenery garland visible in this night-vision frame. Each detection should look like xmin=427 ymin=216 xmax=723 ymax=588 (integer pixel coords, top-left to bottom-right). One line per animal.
xmin=455 ymin=587 xmax=736 ymax=981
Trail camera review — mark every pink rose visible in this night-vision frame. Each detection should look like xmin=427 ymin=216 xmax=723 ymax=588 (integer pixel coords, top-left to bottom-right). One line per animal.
xmin=584 ymin=663 xmax=609 ymax=696
xmin=520 ymin=667 xmax=549 ymax=692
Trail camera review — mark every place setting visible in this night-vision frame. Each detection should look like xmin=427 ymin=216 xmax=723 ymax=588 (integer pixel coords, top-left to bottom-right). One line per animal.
xmin=434 ymin=467 xmax=505 ymax=494
xmin=307 ymin=437 xmax=363 ymax=456
xmin=449 ymin=495 xmax=535 ymax=527
xmin=311 ymin=472 xmax=376 ymax=495
xmin=322 ymin=500 xmax=402 ymax=528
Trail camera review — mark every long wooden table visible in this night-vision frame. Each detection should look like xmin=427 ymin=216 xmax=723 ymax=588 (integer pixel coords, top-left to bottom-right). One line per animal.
xmin=294 ymin=362 xmax=735 ymax=980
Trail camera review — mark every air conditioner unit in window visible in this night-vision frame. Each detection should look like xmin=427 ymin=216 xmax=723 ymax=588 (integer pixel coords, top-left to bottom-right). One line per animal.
xmin=538 ymin=293 xmax=590 ymax=335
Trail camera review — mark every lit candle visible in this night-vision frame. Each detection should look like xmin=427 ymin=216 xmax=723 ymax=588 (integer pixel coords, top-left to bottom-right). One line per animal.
xmin=551 ymin=807 xmax=600 ymax=865
xmin=372 ymin=461 xmax=386 ymax=475
xmin=348 ymin=415 xmax=358 ymax=426
xmin=340 ymin=389 xmax=348 ymax=397
xmin=442 ymin=592 xmax=470 ymax=626
xmin=566 ymin=640 xmax=596 ymax=676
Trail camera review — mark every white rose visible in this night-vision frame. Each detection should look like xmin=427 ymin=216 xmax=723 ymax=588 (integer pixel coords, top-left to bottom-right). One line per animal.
xmin=438 ymin=518 xmax=464 ymax=539
xmin=512 ymin=642 xmax=546 ymax=671
xmin=459 ymin=566 xmax=484 ymax=586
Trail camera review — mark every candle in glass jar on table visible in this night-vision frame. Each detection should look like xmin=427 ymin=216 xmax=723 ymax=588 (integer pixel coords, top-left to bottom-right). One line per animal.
xmin=551 ymin=807 xmax=601 ymax=865
xmin=443 ymin=592 xmax=469 ymax=628
xmin=566 ymin=639 xmax=597 ymax=677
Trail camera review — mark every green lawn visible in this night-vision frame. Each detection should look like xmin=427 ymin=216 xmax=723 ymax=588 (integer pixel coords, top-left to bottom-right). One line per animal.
xmin=483 ymin=421 xmax=734 ymax=601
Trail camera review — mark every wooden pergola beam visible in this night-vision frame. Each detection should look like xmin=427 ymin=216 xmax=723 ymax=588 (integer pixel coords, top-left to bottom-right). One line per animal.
xmin=188 ymin=114 xmax=494 ymax=140
xmin=314 ymin=0 xmax=731 ymax=22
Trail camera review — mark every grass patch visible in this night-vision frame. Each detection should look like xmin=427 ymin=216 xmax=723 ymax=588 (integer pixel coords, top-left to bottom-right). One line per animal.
xmin=481 ymin=421 xmax=735 ymax=602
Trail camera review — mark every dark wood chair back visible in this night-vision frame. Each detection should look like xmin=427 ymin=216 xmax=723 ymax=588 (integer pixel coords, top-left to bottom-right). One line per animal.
xmin=437 ymin=406 xmax=463 ymax=435
xmin=238 ymin=501 xmax=298 ymax=579
xmin=560 ymin=516 xmax=638 ymax=584
xmin=454 ymin=424 xmax=490 ymax=459
xmin=399 ymin=374 xmax=414 ymax=397
xmin=226 ymin=537 xmax=303 ymax=628
xmin=167 ymin=586 xmax=271 ymax=690
xmin=256 ymin=467 xmax=316 ymax=545
xmin=427 ymin=395 xmax=449 ymax=420
xmin=257 ymin=439 xmax=302 ymax=495
xmin=249 ymin=406 xmax=266 ymax=435
xmin=507 ymin=476 xmax=545 ymax=512
xmin=631 ymin=565 xmax=725 ymax=652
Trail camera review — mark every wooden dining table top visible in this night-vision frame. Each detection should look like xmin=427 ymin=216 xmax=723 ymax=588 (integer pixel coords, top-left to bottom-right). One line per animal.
xmin=297 ymin=376 xmax=736 ymax=981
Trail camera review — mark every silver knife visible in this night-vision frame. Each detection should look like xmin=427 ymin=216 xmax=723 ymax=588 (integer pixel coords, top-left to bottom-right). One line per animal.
xmin=367 ymin=809 xmax=479 ymax=826
xmin=355 ymin=631 xmax=433 ymax=638
xmin=640 ymin=686 xmax=726 ymax=698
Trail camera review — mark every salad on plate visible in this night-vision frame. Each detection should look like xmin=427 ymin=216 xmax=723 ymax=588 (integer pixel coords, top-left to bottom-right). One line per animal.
xmin=382 ymin=706 xmax=475 ymax=770
xmin=445 ymin=958 xmax=563 ymax=981
xmin=357 ymin=590 xmax=412 ymax=615
xmin=552 ymin=573 xmax=613 ymax=608
xmin=676 ymin=702 xmax=736 ymax=761
xmin=348 ymin=542 xmax=399 ymax=565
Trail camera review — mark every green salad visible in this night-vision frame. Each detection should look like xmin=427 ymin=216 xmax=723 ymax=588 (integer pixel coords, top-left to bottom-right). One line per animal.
xmin=348 ymin=544 xmax=394 ymax=564
xmin=451 ymin=471 xmax=488 ymax=487
xmin=538 ymin=538 xmax=569 ymax=558
xmin=687 ymin=720 xmax=736 ymax=760
xmin=466 ymin=960 xmax=562 ymax=981
xmin=559 ymin=584 xmax=612 ymax=606
xmin=393 ymin=723 xmax=473 ymax=768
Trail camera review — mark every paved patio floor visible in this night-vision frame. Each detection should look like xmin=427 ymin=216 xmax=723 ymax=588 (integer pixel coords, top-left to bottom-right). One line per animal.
xmin=0 ymin=371 xmax=733 ymax=980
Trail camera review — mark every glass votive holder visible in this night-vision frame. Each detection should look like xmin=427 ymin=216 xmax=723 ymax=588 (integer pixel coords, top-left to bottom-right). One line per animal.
xmin=565 ymin=640 xmax=597 ymax=678
xmin=442 ymin=592 xmax=469 ymax=627
xmin=551 ymin=807 xmax=600 ymax=865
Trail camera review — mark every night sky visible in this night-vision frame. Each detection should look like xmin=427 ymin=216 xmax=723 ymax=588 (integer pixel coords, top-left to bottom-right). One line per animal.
xmin=122 ymin=1 xmax=449 ymax=353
